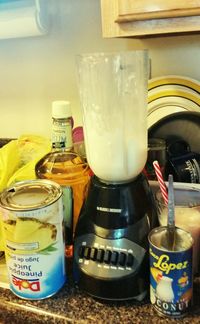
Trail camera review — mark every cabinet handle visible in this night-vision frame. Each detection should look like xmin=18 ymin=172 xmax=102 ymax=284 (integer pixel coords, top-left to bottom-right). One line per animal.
xmin=116 ymin=8 xmax=200 ymax=22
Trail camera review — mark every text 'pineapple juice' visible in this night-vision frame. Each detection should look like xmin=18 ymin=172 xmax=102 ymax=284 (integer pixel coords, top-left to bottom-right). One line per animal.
xmin=0 ymin=180 xmax=66 ymax=299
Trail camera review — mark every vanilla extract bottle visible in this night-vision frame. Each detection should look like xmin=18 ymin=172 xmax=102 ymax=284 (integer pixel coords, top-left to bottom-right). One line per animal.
xmin=35 ymin=101 xmax=90 ymax=257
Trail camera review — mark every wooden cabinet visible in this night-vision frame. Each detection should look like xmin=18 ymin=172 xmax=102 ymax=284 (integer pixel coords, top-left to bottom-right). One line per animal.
xmin=101 ymin=0 xmax=200 ymax=37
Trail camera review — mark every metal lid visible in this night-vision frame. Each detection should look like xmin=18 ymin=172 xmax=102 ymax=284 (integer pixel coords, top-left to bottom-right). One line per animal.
xmin=0 ymin=179 xmax=62 ymax=211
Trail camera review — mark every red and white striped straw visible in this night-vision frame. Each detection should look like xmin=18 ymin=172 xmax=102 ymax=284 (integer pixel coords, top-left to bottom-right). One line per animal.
xmin=153 ymin=160 xmax=168 ymax=206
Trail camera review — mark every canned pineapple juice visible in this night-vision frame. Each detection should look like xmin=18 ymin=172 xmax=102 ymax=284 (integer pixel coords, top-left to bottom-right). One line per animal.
xmin=0 ymin=179 xmax=66 ymax=299
xmin=149 ymin=226 xmax=193 ymax=318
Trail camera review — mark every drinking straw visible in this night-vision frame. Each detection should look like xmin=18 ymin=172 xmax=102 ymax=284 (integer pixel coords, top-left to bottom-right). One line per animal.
xmin=153 ymin=160 xmax=168 ymax=205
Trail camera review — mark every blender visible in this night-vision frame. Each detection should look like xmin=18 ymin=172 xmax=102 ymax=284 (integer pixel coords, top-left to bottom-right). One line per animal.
xmin=73 ymin=51 xmax=158 ymax=301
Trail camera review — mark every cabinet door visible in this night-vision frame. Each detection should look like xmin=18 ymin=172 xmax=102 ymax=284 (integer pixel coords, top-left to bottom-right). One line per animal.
xmin=117 ymin=0 xmax=200 ymax=22
xmin=101 ymin=0 xmax=200 ymax=38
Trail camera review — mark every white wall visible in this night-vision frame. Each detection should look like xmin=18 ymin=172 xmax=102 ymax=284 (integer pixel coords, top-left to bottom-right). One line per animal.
xmin=0 ymin=0 xmax=200 ymax=138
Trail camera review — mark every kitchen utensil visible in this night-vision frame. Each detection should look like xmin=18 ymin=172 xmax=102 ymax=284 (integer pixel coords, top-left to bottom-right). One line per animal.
xmin=73 ymin=50 xmax=158 ymax=301
xmin=167 ymin=174 xmax=175 ymax=250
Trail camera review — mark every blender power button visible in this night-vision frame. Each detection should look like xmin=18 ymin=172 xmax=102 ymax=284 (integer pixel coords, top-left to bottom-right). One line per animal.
xmin=78 ymin=246 xmax=85 ymax=258
xmin=96 ymin=249 xmax=104 ymax=262
xmin=104 ymin=250 xmax=112 ymax=264
xmin=90 ymin=248 xmax=97 ymax=260
xmin=127 ymin=253 xmax=134 ymax=267
xmin=110 ymin=251 xmax=118 ymax=265
xmin=83 ymin=247 xmax=91 ymax=259
xmin=118 ymin=252 xmax=126 ymax=266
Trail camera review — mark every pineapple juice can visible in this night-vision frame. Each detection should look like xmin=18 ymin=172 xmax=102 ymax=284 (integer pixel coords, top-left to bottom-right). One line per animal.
xmin=0 ymin=179 xmax=66 ymax=299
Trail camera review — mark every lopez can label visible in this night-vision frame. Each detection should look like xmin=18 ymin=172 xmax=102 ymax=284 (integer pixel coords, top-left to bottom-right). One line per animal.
xmin=0 ymin=179 xmax=66 ymax=299
xmin=148 ymin=226 xmax=193 ymax=318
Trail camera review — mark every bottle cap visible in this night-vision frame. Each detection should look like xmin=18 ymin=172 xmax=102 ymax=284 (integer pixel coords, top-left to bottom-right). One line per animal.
xmin=52 ymin=101 xmax=71 ymax=118
xmin=72 ymin=126 xmax=84 ymax=143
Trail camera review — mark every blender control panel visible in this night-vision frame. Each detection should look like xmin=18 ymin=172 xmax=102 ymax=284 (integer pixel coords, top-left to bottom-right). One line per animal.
xmin=74 ymin=234 xmax=146 ymax=279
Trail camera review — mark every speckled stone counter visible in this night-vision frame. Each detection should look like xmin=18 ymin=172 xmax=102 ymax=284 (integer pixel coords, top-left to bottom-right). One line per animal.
xmin=0 ymin=272 xmax=199 ymax=324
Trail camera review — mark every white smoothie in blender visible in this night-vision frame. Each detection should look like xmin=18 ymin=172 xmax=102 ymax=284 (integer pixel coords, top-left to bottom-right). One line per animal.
xmin=78 ymin=51 xmax=148 ymax=183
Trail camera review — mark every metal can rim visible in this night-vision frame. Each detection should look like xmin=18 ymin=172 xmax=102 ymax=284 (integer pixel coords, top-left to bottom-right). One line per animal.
xmin=0 ymin=179 xmax=62 ymax=211
xmin=148 ymin=225 xmax=194 ymax=253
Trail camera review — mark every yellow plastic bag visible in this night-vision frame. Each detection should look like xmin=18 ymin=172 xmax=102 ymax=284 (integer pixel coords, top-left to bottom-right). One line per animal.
xmin=7 ymin=134 xmax=51 ymax=186
xmin=0 ymin=139 xmax=20 ymax=193
xmin=0 ymin=134 xmax=51 ymax=251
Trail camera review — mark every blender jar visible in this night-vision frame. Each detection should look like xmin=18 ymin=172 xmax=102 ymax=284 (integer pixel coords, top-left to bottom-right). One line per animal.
xmin=77 ymin=51 xmax=149 ymax=183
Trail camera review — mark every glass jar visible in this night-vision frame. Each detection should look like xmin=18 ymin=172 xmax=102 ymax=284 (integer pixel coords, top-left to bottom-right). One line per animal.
xmin=76 ymin=50 xmax=149 ymax=183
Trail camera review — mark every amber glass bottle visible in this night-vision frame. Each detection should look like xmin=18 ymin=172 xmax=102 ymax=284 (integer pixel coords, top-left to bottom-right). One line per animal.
xmin=35 ymin=101 xmax=90 ymax=257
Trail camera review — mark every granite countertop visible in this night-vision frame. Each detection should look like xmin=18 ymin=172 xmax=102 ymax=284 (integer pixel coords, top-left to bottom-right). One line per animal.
xmin=0 ymin=265 xmax=199 ymax=324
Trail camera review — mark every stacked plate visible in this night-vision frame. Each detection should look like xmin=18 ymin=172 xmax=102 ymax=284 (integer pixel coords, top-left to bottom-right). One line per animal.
xmin=147 ymin=75 xmax=200 ymax=129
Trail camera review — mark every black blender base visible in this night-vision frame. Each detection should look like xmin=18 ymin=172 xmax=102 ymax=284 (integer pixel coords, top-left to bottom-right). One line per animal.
xmin=76 ymin=272 xmax=148 ymax=301
xmin=73 ymin=233 xmax=150 ymax=301
xmin=73 ymin=174 xmax=158 ymax=301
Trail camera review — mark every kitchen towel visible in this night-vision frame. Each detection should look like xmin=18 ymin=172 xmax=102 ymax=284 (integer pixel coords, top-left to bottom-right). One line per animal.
xmin=0 ymin=0 xmax=49 ymax=39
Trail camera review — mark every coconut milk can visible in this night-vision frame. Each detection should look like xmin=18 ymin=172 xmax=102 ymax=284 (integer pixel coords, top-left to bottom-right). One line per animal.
xmin=149 ymin=226 xmax=193 ymax=318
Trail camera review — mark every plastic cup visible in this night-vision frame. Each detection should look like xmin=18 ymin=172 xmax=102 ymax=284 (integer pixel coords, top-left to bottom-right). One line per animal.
xmin=155 ymin=183 xmax=200 ymax=275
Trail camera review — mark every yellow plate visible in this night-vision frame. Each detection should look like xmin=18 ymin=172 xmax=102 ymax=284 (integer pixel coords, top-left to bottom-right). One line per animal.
xmin=147 ymin=75 xmax=200 ymax=128
xmin=148 ymin=75 xmax=200 ymax=93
